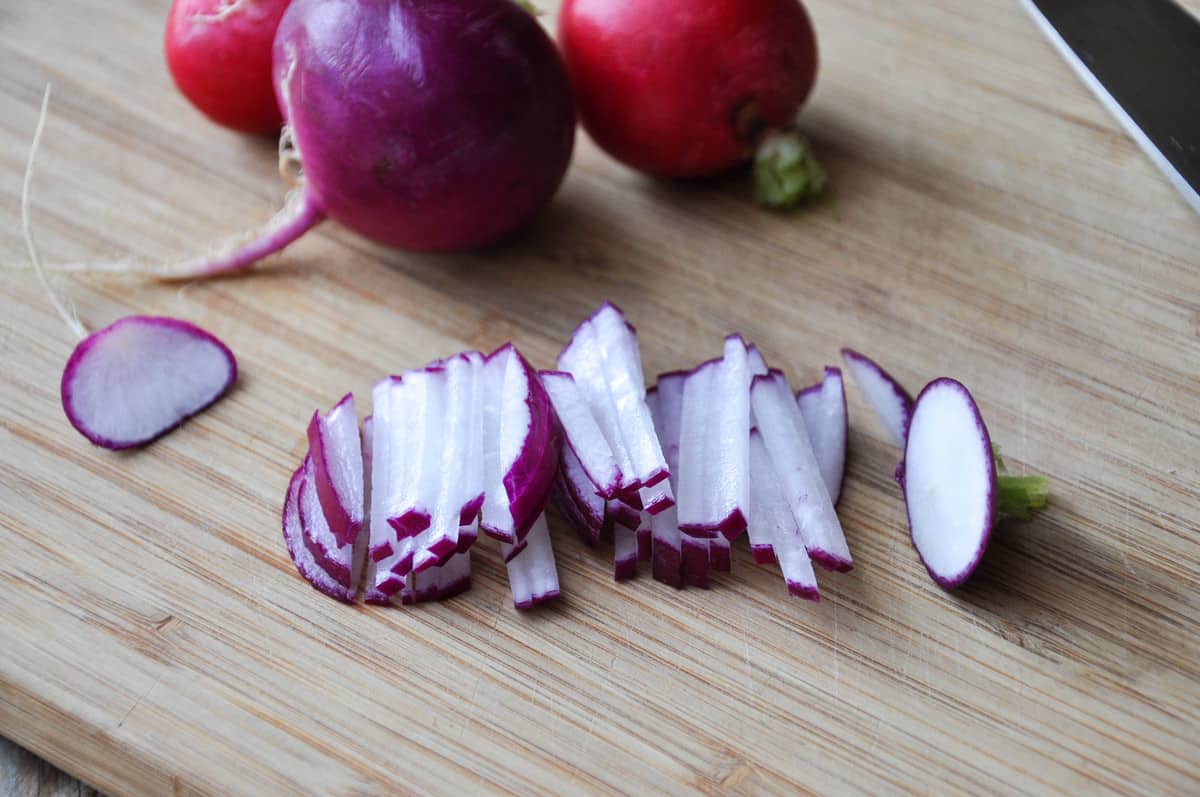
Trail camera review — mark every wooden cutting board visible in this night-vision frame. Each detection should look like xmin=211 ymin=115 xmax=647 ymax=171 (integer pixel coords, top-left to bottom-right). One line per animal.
xmin=2 ymin=1 xmax=1198 ymax=794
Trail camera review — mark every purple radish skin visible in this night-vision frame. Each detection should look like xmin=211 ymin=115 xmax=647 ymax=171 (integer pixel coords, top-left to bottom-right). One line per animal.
xmin=306 ymin=393 xmax=364 ymax=548
xmin=840 ymin=348 xmax=913 ymax=449
xmin=282 ymin=465 xmax=354 ymax=602
xmin=61 ymin=316 xmax=237 ymax=450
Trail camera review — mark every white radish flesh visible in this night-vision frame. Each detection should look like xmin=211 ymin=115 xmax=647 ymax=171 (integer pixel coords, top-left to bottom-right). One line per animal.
xmin=675 ymin=358 xmax=720 ymax=540
xmin=841 ymin=348 xmax=913 ymax=448
xmin=903 ymin=378 xmax=997 ymax=589
xmin=614 ymin=524 xmax=638 ymax=581
xmin=751 ymin=371 xmax=853 ymax=572
xmin=61 ymin=316 xmax=237 ymax=450
xmin=389 ymin=368 xmax=445 ymax=539
xmin=554 ymin=444 xmax=605 ymax=544
xmin=306 ymin=393 xmax=365 ymax=547
xmin=796 ymin=367 xmax=848 ymax=504
xmin=504 ymin=512 xmax=560 ymax=609
xmin=298 ymin=457 xmax=356 ymax=589
xmin=750 ymin=429 xmax=818 ymax=599
xmin=541 ymin=370 xmax=622 ymax=497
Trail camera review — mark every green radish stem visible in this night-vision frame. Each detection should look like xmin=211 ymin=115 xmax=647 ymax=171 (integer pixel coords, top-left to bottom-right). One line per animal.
xmin=992 ymin=444 xmax=1049 ymax=523
xmin=752 ymin=129 xmax=827 ymax=209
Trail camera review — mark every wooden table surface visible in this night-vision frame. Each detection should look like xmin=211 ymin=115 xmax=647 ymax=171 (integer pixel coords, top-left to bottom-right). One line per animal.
xmin=2 ymin=1 xmax=1199 ymax=795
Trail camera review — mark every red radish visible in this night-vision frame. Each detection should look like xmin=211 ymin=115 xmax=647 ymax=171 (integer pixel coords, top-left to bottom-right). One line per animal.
xmin=298 ymin=456 xmax=362 ymax=589
xmin=646 ymin=375 xmax=684 ymax=587
xmin=306 ymin=393 xmax=364 ymax=547
xmin=554 ymin=444 xmax=605 ymax=544
xmin=540 ymin=370 xmax=622 ymax=498
xmin=614 ymin=524 xmax=639 ymax=581
xmin=902 ymin=379 xmax=1048 ymax=589
xmin=165 ymin=0 xmax=291 ymax=134
xmin=751 ymin=370 xmax=853 ymax=571
xmin=504 ymin=512 xmax=561 ymax=609
xmin=841 ymin=348 xmax=913 ymax=449
xmin=559 ymin=0 xmax=825 ymax=204
xmin=709 ymin=537 xmax=731 ymax=573
xmin=749 ymin=429 xmax=819 ymax=600
xmin=796 ymin=367 xmax=848 ymax=504
xmin=281 ymin=464 xmax=355 ymax=602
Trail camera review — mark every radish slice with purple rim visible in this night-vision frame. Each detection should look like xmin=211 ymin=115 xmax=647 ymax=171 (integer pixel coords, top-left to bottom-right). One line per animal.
xmin=636 ymin=513 xmax=652 ymax=562
xmin=61 ymin=316 xmax=238 ymax=450
xmin=298 ymin=457 xmax=358 ymax=589
xmin=750 ymin=429 xmax=818 ymax=600
xmin=680 ymin=535 xmax=710 ymax=588
xmin=480 ymin=344 xmax=560 ymax=543
xmin=614 ymin=524 xmax=639 ymax=581
xmin=647 ymin=373 xmax=685 ymax=587
xmin=540 ymin=370 xmax=622 ymax=498
xmin=503 ymin=512 xmax=560 ymax=609
xmin=709 ymin=536 xmax=731 ymax=573
xmin=751 ymin=370 xmax=853 ymax=572
xmin=841 ymin=348 xmax=913 ymax=448
xmin=554 ymin=444 xmax=605 ymax=544
xmin=607 ymin=497 xmax=642 ymax=531
xmin=389 ymin=367 xmax=444 ymax=540
xmin=281 ymin=465 xmax=355 ymax=602
xmin=902 ymin=378 xmax=1048 ymax=589
xmin=796 ymin=367 xmax=848 ymax=504
xmin=306 ymin=393 xmax=365 ymax=547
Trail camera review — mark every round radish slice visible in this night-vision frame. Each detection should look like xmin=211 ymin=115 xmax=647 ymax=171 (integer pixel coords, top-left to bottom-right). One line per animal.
xmin=281 ymin=465 xmax=355 ymax=602
xmin=61 ymin=316 xmax=237 ymax=449
xmin=903 ymin=378 xmax=997 ymax=589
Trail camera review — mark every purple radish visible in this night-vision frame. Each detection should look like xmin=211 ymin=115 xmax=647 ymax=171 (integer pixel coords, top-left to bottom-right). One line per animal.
xmin=751 ymin=370 xmax=853 ymax=572
xmin=902 ymin=379 xmax=1049 ymax=589
xmin=282 ymin=465 xmax=355 ymax=602
xmin=504 ymin=512 xmax=560 ymax=609
xmin=841 ymin=348 xmax=913 ymax=448
xmin=60 ymin=316 xmax=238 ymax=450
xmin=306 ymin=393 xmax=364 ymax=548
xmin=709 ymin=536 xmax=732 ymax=573
xmin=647 ymin=373 xmax=685 ymax=587
xmin=541 ymin=370 xmax=622 ymax=498
xmin=614 ymin=525 xmax=639 ymax=581
xmin=680 ymin=536 xmax=710 ymax=588
xmin=554 ymin=445 xmax=605 ymax=544
xmin=750 ymin=429 xmax=819 ymax=600
xmin=796 ymin=367 xmax=848 ymax=504
xmin=298 ymin=457 xmax=354 ymax=588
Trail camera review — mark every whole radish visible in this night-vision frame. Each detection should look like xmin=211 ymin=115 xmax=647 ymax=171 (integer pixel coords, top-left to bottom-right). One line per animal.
xmin=166 ymin=0 xmax=292 ymax=135
xmin=559 ymin=0 xmax=825 ymax=206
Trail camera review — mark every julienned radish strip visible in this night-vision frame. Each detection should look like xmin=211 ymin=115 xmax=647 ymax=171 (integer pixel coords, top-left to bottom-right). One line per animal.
xmin=388 ymin=367 xmax=444 ymax=539
xmin=796 ymin=367 xmax=848 ymax=504
xmin=841 ymin=348 xmax=913 ymax=449
xmin=480 ymin=345 xmax=560 ymax=543
xmin=503 ymin=512 xmax=561 ymax=609
xmin=614 ymin=524 xmax=639 ymax=581
xmin=298 ymin=456 xmax=356 ymax=588
xmin=282 ymin=465 xmax=355 ymax=602
xmin=751 ymin=370 xmax=853 ymax=572
xmin=647 ymin=375 xmax=684 ymax=587
xmin=307 ymin=393 xmax=365 ymax=548
xmin=553 ymin=445 xmax=605 ymax=544
xmin=540 ymin=370 xmax=622 ymax=498
xmin=902 ymin=379 xmax=1049 ymax=589
xmin=680 ymin=536 xmax=710 ymax=588
xmin=607 ymin=498 xmax=642 ymax=531
xmin=557 ymin=303 xmax=669 ymax=493
xmin=709 ymin=536 xmax=731 ymax=573
xmin=750 ymin=429 xmax=818 ymax=600
xmin=368 ymin=378 xmax=409 ymax=576
xmin=677 ymin=336 xmax=751 ymax=539
xmin=404 ymin=550 xmax=473 ymax=604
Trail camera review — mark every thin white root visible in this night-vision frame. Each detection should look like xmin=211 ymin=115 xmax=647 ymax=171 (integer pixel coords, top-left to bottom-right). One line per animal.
xmin=22 ymin=85 xmax=88 ymax=341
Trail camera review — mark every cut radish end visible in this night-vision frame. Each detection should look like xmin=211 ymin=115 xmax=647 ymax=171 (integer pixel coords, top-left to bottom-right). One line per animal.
xmin=504 ymin=512 xmax=560 ymax=609
xmin=749 ymin=430 xmax=818 ymax=600
xmin=554 ymin=444 xmax=605 ymax=544
xmin=298 ymin=457 xmax=356 ymax=588
xmin=614 ymin=524 xmax=638 ymax=580
xmin=680 ymin=536 xmax=710 ymax=588
xmin=61 ymin=316 xmax=237 ymax=449
xmin=647 ymin=372 xmax=684 ymax=588
xmin=650 ymin=508 xmax=683 ymax=588
xmin=841 ymin=348 xmax=913 ymax=448
xmin=902 ymin=378 xmax=1044 ymax=590
xmin=677 ymin=337 xmax=751 ymax=539
xmin=638 ymin=478 xmax=675 ymax=516
xmin=751 ymin=371 xmax=853 ymax=572
xmin=796 ymin=367 xmax=848 ymax=504
xmin=481 ymin=344 xmax=560 ymax=543
xmin=409 ymin=551 xmax=473 ymax=604
xmin=709 ymin=536 xmax=731 ymax=573
xmin=306 ymin=393 xmax=365 ymax=547
xmin=558 ymin=303 xmax=669 ymax=492
xmin=540 ymin=370 xmax=622 ymax=497
xmin=607 ymin=497 xmax=642 ymax=530
xmin=388 ymin=367 xmax=444 ymax=539
xmin=636 ymin=514 xmax=652 ymax=562
xmin=281 ymin=465 xmax=354 ymax=603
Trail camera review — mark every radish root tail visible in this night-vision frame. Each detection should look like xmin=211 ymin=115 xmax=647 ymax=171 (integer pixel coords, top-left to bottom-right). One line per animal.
xmin=22 ymin=85 xmax=87 ymax=341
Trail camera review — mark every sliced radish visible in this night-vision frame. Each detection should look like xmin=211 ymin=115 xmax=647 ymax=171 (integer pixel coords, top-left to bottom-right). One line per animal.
xmin=709 ymin=536 xmax=731 ymax=573
xmin=750 ymin=429 xmax=818 ymax=600
xmin=367 ymin=377 xmax=406 ymax=572
xmin=649 ymin=507 xmax=683 ymax=588
xmin=306 ymin=393 xmax=365 ymax=548
xmin=554 ymin=444 xmax=605 ymax=545
xmin=902 ymin=378 xmax=1047 ymax=589
xmin=647 ymin=372 xmax=685 ymax=587
xmin=298 ymin=456 xmax=355 ymax=588
xmin=557 ymin=303 xmax=668 ymax=492
xmin=751 ymin=371 xmax=853 ymax=572
xmin=503 ymin=512 xmax=560 ymax=609
xmin=636 ymin=513 xmax=652 ymax=562
xmin=677 ymin=336 xmax=751 ymax=539
xmin=61 ymin=316 xmax=237 ymax=449
xmin=480 ymin=345 xmax=560 ymax=543
xmin=607 ymin=497 xmax=641 ymax=530
xmin=747 ymin=344 xmax=769 ymax=378
xmin=407 ymin=550 xmax=473 ymax=604
xmin=796 ymin=367 xmax=848 ymax=504
xmin=614 ymin=524 xmax=638 ymax=581
xmin=281 ymin=465 xmax=355 ymax=602
xmin=841 ymin=348 xmax=913 ymax=448
xmin=540 ymin=370 xmax=621 ymax=498
xmin=638 ymin=478 xmax=675 ymax=516
xmin=388 ymin=367 xmax=445 ymax=539
xmin=680 ymin=536 xmax=710 ymax=588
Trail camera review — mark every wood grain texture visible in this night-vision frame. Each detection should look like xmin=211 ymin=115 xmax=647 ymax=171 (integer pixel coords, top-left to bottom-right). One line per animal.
xmin=0 ymin=739 xmax=102 ymax=797
xmin=2 ymin=1 xmax=1199 ymax=795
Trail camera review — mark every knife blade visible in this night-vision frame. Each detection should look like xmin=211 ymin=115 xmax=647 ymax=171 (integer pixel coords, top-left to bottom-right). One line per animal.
xmin=1022 ymin=0 xmax=1200 ymax=214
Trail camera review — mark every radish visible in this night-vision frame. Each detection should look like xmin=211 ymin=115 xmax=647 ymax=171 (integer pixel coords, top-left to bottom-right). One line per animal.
xmin=750 ymin=370 xmax=853 ymax=571
xmin=298 ymin=456 xmax=361 ymax=589
xmin=749 ymin=429 xmax=819 ymax=600
xmin=306 ymin=393 xmax=364 ymax=547
xmin=614 ymin=524 xmax=639 ymax=581
xmin=796 ymin=367 xmax=848 ymax=504
xmin=646 ymin=375 xmax=685 ymax=588
xmin=503 ymin=513 xmax=560 ymax=609
xmin=553 ymin=445 xmax=605 ymax=545
xmin=20 ymin=88 xmax=239 ymax=449
xmin=281 ymin=464 xmax=355 ymax=602
xmin=841 ymin=348 xmax=913 ymax=449
xmin=165 ymin=0 xmax=292 ymax=134
xmin=540 ymin=371 xmax=622 ymax=498
xmin=559 ymin=0 xmax=826 ymax=206
xmin=902 ymin=379 xmax=1048 ymax=589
